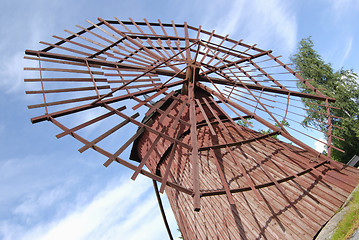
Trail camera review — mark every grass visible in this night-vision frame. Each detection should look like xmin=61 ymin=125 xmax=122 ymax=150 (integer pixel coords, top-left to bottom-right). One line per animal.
xmin=331 ymin=189 xmax=359 ymax=240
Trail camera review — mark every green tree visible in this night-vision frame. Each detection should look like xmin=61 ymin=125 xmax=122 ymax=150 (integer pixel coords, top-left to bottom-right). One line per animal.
xmin=290 ymin=37 xmax=359 ymax=163
xmin=237 ymin=119 xmax=253 ymax=128
xmin=259 ymin=120 xmax=290 ymax=140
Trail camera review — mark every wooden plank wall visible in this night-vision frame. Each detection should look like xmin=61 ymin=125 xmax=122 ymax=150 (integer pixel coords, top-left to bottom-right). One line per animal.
xmin=133 ymin=92 xmax=359 ymax=240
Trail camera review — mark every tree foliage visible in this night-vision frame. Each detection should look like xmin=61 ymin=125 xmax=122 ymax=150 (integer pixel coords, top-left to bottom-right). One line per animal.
xmin=290 ymin=37 xmax=359 ymax=163
xmin=237 ymin=119 xmax=253 ymax=128
xmin=259 ymin=120 xmax=289 ymax=140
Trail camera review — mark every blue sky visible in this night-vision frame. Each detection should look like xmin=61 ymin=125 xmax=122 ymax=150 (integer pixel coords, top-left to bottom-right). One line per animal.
xmin=0 ymin=0 xmax=358 ymax=239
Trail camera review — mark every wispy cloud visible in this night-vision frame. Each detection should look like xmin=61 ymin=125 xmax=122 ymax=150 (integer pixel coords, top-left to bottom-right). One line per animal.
xmin=314 ymin=138 xmax=326 ymax=154
xmin=0 ymin=52 xmax=26 ymax=93
xmin=1 ymin=175 xmax=179 ymax=240
xmin=13 ymin=184 xmax=71 ymax=222
xmin=340 ymin=37 xmax=353 ymax=66
xmin=0 ymin=1 xmax=64 ymax=96
xmin=201 ymin=0 xmax=297 ymax=56
xmin=213 ymin=1 xmax=245 ymax=36
xmin=328 ymin=0 xmax=359 ymax=18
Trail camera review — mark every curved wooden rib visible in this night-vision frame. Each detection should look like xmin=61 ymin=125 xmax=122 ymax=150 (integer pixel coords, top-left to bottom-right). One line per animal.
xmin=24 ymin=19 xmax=345 ymax=210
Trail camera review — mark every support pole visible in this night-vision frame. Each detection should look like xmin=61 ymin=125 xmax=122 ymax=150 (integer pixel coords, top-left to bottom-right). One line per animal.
xmin=153 ymin=180 xmax=174 ymax=240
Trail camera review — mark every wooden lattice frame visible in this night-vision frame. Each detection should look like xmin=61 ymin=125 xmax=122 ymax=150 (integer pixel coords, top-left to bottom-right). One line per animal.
xmin=24 ymin=18 xmax=344 ymax=212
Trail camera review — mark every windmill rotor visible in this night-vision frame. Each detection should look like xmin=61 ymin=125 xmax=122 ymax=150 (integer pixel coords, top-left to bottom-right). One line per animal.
xmin=24 ymin=18 xmax=359 ymax=239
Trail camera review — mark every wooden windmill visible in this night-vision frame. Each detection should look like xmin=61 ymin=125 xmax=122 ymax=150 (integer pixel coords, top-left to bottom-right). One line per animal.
xmin=24 ymin=18 xmax=359 ymax=239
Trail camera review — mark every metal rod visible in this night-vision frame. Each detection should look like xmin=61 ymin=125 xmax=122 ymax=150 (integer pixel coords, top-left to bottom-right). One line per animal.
xmin=153 ymin=180 xmax=174 ymax=240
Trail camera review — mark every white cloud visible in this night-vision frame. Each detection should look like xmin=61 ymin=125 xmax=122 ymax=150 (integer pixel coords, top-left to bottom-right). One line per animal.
xmin=214 ymin=1 xmax=246 ymax=37
xmin=202 ymin=0 xmax=297 ymax=55
xmin=34 ymin=178 xmax=147 ymax=240
xmin=0 ymin=155 xmax=78 ymax=208
xmin=1 ymin=175 xmax=179 ymax=240
xmin=13 ymin=185 xmax=70 ymax=221
xmin=340 ymin=37 xmax=353 ymax=66
xmin=328 ymin=0 xmax=359 ymax=18
xmin=314 ymin=138 xmax=326 ymax=153
xmin=0 ymin=52 xmax=26 ymax=93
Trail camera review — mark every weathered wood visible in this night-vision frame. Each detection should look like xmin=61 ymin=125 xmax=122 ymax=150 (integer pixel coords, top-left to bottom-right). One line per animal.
xmin=24 ymin=19 xmax=359 ymax=240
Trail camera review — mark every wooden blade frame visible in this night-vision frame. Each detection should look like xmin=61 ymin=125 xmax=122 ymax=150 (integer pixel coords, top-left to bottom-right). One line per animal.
xmin=24 ymin=18 xmax=345 ymax=213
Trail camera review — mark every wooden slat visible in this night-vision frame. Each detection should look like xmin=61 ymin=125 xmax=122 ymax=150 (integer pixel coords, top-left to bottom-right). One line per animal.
xmin=107 ymin=78 xmax=161 ymax=83
xmin=184 ymin=22 xmax=191 ymax=60
xmin=226 ymin=146 xmax=265 ymax=201
xmin=103 ymin=103 xmax=192 ymax=150
xmin=66 ymin=27 xmax=108 ymax=48
xmin=204 ymin=35 xmax=229 ymax=65
xmin=199 ymin=131 xmax=279 ymax=151
xmin=26 ymin=85 xmax=110 ymax=94
xmin=210 ymin=148 xmax=235 ymax=205
xmin=174 ymin=40 xmax=186 ymax=61
xmin=157 ymin=19 xmax=168 ymax=36
xmin=49 ymin=117 xmax=192 ymax=195
xmin=171 ymin=20 xmax=179 ymax=37
xmin=25 ymin=50 xmax=336 ymax=102
xmin=250 ymin=156 xmax=305 ymax=218
xmin=78 ymin=112 xmax=139 ymax=153
xmin=132 ymin=87 xmax=168 ymax=110
xmin=30 ymin=79 xmax=186 ymax=123
xmin=36 ymin=55 xmax=48 ymax=114
xmin=85 ymin=59 xmax=100 ymax=97
xmin=159 ymin=142 xmax=177 ymax=193
xmin=157 ymin=97 xmax=179 ymax=124
xmin=115 ymin=17 xmax=133 ymax=33
xmin=28 ymin=94 xmax=109 ymax=109
xmin=208 ymin=96 xmax=251 ymax=131
xmin=144 ymin=91 xmax=175 ymax=116
xmin=200 ymin=160 xmax=328 ymax=197
xmin=188 ymin=80 xmax=200 ymax=211
xmin=146 ymin=38 xmax=168 ymax=59
xmin=40 ymin=41 xmax=106 ymax=60
xmin=24 ymin=67 xmax=104 ymax=75
xmin=41 ymin=21 xmax=102 ymax=52
xmin=202 ymin=50 xmax=271 ymax=75
xmin=143 ymin=18 xmax=157 ymax=35
xmin=202 ymin=97 xmax=229 ymax=133
xmin=156 ymin=38 xmax=173 ymax=59
xmin=132 ymin=96 xmax=191 ymax=128
xmin=199 ymin=67 xmax=254 ymax=128
xmin=103 ymin=127 xmax=145 ymax=167
xmin=114 ymin=44 xmax=155 ymax=64
xmin=90 ymin=35 xmax=196 ymax=104
xmin=24 ymin=78 xmax=107 ymax=82
xmin=172 ymin=97 xmax=188 ymax=129
xmin=100 ymin=18 xmax=181 ymax=73
xmin=24 ymin=56 xmax=102 ymax=68
xmin=195 ymin=98 xmax=216 ymax=135
xmin=131 ymin=127 xmax=167 ymax=180
xmin=112 ymin=82 xmax=162 ymax=90
xmin=52 ymin=35 xmax=106 ymax=59
xmin=129 ymin=17 xmax=145 ymax=34
xmin=87 ymin=19 xmax=122 ymax=41
xmin=56 ymin=106 xmax=126 ymax=139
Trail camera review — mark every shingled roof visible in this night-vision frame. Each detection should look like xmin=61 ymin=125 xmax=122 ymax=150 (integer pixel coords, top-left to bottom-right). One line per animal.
xmin=131 ymin=89 xmax=359 ymax=240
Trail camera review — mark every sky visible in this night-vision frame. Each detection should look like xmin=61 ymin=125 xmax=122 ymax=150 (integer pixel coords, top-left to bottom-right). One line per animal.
xmin=0 ymin=0 xmax=359 ymax=239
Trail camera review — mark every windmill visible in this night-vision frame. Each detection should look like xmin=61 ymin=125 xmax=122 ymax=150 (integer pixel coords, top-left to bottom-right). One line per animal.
xmin=24 ymin=18 xmax=359 ymax=239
